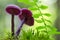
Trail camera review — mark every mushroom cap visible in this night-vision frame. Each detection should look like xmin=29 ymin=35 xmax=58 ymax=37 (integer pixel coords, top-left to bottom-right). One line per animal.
xmin=25 ymin=17 xmax=34 ymax=26
xmin=21 ymin=8 xmax=32 ymax=18
xmin=19 ymin=8 xmax=32 ymax=20
xmin=6 ymin=4 xmax=22 ymax=15
xmin=19 ymin=15 xmax=34 ymax=26
xmin=19 ymin=8 xmax=34 ymax=26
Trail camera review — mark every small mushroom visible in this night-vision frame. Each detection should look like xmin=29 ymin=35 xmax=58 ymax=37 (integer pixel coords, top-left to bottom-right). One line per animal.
xmin=5 ymin=4 xmax=22 ymax=36
xmin=6 ymin=4 xmax=22 ymax=15
xmin=16 ymin=8 xmax=34 ymax=36
xmin=19 ymin=8 xmax=34 ymax=26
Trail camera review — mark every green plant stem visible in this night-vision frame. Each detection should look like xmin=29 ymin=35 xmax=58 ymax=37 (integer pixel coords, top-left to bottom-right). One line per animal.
xmin=35 ymin=3 xmax=48 ymax=34
xmin=11 ymin=15 xmax=14 ymax=36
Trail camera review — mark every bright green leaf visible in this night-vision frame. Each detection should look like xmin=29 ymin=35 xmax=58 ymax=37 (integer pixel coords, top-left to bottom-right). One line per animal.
xmin=45 ymin=19 xmax=52 ymax=24
xmin=48 ymin=31 xmax=59 ymax=35
xmin=40 ymin=5 xmax=48 ymax=9
xmin=46 ymin=25 xmax=57 ymax=31
xmin=46 ymin=25 xmax=57 ymax=34
xmin=33 ymin=0 xmax=38 ymax=2
xmin=33 ymin=14 xmax=41 ymax=18
xmin=54 ymin=32 xmax=60 ymax=34
xmin=44 ymin=13 xmax=51 ymax=17
xmin=48 ymin=31 xmax=56 ymax=34
xmin=29 ymin=6 xmax=38 ymax=10
xmin=35 ymin=19 xmax=43 ymax=23
xmin=18 ymin=0 xmax=35 ymax=6
xmin=48 ymin=31 xmax=60 ymax=35
xmin=36 ymin=26 xmax=45 ymax=30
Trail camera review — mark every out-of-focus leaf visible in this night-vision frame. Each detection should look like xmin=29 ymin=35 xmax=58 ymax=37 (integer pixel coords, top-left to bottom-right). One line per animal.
xmin=44 ymin=13 xmax=51 ymax=17
xmin=18 ymin=0 xmax=35 ymax=6
xmin=33 ymin=13 xmax=41 ymax=18
xmin=36 ymin=26 xmax=45 ymax=30
xmin=29 ymin=6 xmax=38 ymax=10
xmin=44 ymin=25 xmax=57 ymax=35
xmin=48 ymin=31 xmax=60 ymax=35
xmin=40 ymin=5 xmax=48 ymax=9
xmin=46 ymin=25 xmax=57 ymax=31
xmin=33 ymin=0 xmax=38 ymax=2
xmin=35 ymin=19 xmax=43 ymax=23
xmin=46 ymin=25 xmax=52 ymax=28
xmin=45 ymin=19 xmax=52 ymax=24
xmin=54 ymin=32 xmax=60 ymax=34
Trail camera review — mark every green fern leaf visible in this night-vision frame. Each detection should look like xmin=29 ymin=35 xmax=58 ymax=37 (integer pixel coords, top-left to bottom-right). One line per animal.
xmin=35 ymin=19 xmax=44 ymax=23
xmin=33 ymin=14 xmax=41 ymax=18
xmin=33 ymin=0 xmax=38 ymax=2
xmin=36 ymin=26 xmax=45 ymax=30
xmin=46 ymin=25 xmax=57 ymax=31
xmin=40 ymin=5 xmax=48 ymax=9
xmin=45 ymin=19 xmax=52 ymax=24
xmin=29 ymin=6 xmax=38 ymax=10
xmin=18 ymin=0 xmax=35 ymax=6
xmin=44 ymin=13 xmax=51 ymax=17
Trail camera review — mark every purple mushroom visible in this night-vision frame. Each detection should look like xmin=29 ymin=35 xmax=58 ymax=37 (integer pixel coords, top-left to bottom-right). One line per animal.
xmin=16 ymin=8 xmax=34 ymax=36
xmin=5 ymin=4 xmax=22 ymax=36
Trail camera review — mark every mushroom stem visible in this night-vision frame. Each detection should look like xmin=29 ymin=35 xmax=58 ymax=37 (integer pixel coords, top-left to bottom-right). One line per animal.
xmin=15 ymin=19 xmax=25 ymax=37
xmin=11 ymin=14 xmax=14 ymax=36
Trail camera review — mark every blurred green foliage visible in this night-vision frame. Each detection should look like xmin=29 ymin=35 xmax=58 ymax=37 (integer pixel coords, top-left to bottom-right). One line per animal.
xmin=1 ymin=29 xmax=54 ymax=40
